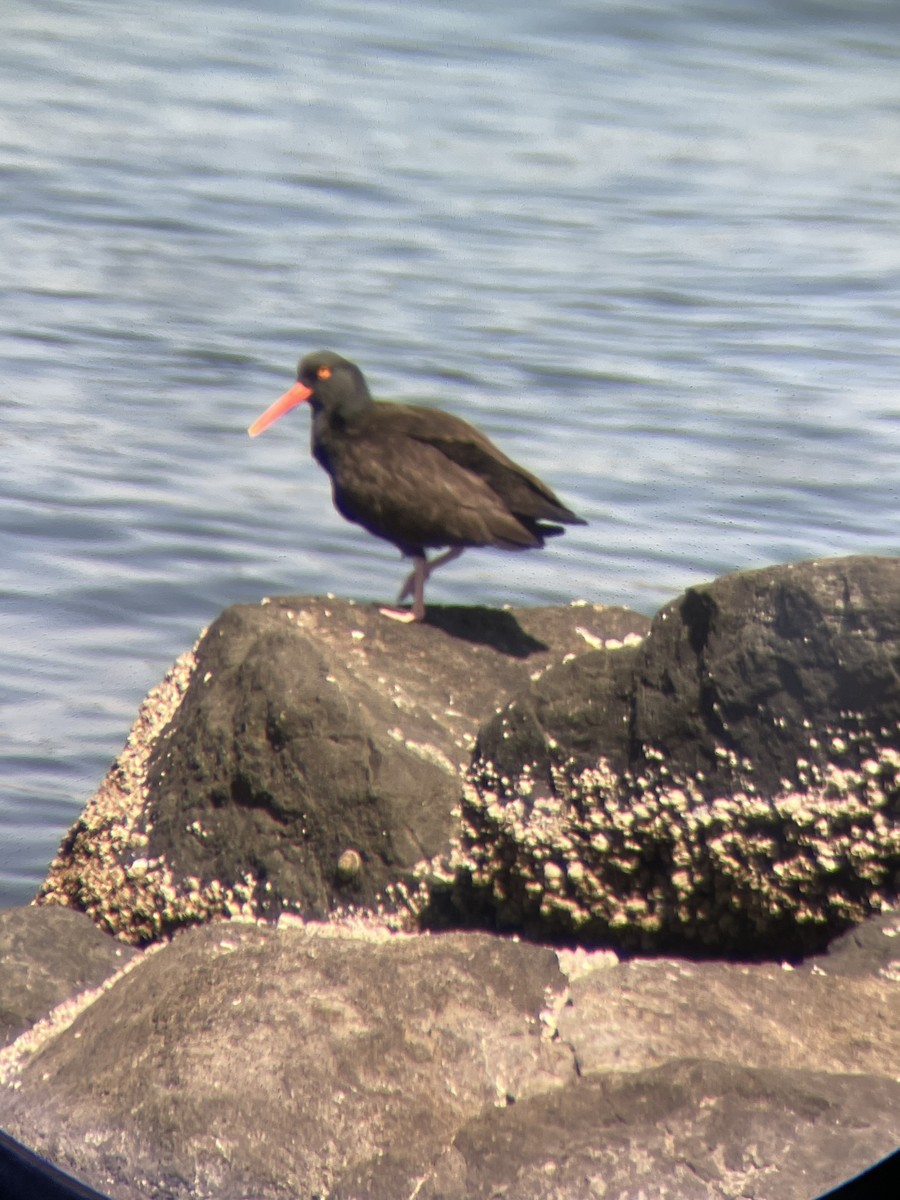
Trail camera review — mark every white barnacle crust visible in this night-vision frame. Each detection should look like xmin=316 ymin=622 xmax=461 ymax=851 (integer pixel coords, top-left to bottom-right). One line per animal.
xmin=458 ymin=718 xmax=900 ymax=950
xmin=31 ymin=645 xmax=331 ymax=944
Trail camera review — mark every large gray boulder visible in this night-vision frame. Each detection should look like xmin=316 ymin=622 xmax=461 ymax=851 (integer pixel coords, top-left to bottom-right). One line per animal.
xmin=11 ymin=556 xmax=900 ymax=1197
xmin=0 ymin=906 xmax=135 ymax=1049
xmin=0 ymin=908 xmax=897 ymax=1200
xmin=35 ymin=557 xmax=900 ymax=958
xmin=0 ymin=919 xmax=573 ymax=1198
xmin=37 ymin=598 xmax=646 ymax=943
xmin=461 ymin=556 xmax=900 ymax=954
xmin=425 ymin=1060 xmax=900 ymax=1200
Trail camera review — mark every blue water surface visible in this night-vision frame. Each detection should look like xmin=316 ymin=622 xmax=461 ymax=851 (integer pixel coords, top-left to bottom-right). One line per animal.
xmin=2 ymin=0 xmax=899 ymax=904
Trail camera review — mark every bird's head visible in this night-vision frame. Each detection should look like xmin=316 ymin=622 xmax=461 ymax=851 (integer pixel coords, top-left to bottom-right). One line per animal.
xmin=248 ymin=350 xmax=371 ymax=437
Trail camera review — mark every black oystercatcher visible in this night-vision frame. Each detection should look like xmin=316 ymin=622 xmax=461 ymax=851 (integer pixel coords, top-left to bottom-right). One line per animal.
xmin=248 ymin=351 xmax=586 ymax=622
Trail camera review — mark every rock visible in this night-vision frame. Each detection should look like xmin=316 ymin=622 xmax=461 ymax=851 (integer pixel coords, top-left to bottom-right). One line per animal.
xmin=0 ymin=919 xmax=573 ymax=1199
xmin=11 ymin=560 xmax=900 ymax=1195
xmin=803 ymin=907 xmax=900 ymax=979
xmin=33 ymin=557 xmax=900 ymax=957
xmin=461 ymin=556 xmax=900 ymax=954
xmin=8 ymin=556 xmax=900 ymax=1195
xmin=36 ymin=597 xmax=647 ymax=944
xmin=423 ymin=1061 xmax=900 ymax=1200
xmin=0 ymin=906 xmax=135 ymax=1050
xmin=0 ymin=910 xmax=896 ymax=1200
xmin=553 ymin=952 xmax=899 ymax=1079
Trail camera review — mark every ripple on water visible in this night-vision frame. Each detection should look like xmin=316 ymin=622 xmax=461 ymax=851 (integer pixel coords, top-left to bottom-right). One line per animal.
xmin=2 ymin=0 xmax=900 ymax=904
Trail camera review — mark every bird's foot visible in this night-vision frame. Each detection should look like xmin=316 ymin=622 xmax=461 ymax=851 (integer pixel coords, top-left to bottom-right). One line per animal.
xmin=379 ymin=605 xmax=422 ymax=623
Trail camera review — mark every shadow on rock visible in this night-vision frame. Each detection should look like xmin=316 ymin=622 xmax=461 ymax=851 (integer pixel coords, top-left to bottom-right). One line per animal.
xmin=422 ymin=605 xmax=549 ymax=656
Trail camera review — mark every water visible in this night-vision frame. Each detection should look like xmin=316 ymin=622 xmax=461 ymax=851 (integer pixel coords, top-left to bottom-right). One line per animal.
xmin=2 ymin=0 xmax=899 ymax=907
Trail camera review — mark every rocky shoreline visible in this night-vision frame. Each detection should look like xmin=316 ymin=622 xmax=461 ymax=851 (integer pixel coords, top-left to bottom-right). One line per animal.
xmin=1 ymin=555 xmax=898 ymax=1198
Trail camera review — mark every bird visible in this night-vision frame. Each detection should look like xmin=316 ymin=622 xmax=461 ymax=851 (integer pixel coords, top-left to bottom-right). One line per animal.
xmin=248 ymin=351 xmax=586 ymax=622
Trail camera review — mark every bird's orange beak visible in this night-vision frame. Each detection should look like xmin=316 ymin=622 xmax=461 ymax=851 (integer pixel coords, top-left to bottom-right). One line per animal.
xmin=247 ymin=381 xmax=313 ymax=437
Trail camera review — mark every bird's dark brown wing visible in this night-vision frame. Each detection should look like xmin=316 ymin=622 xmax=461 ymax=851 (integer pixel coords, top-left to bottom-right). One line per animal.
xmin=368 ymin=402 xmax=586 ymax=526
xmin=325 ymin=429 xmax=547 ymax=555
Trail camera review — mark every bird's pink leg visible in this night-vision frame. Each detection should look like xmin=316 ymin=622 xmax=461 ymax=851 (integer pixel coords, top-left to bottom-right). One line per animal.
xmin=397 ymin=547 xmax=463 ymax=603
xmin=380 ymin=548 xmax=464 ymax=623
xmin=380 ymin=555 xmax=426 ymax=623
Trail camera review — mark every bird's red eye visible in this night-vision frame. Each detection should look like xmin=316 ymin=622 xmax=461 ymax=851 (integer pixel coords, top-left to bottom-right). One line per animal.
xmin=317 ymin=366 xmax=332 ymax=380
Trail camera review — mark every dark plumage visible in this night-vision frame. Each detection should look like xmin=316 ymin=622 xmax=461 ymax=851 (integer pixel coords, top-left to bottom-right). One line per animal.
xmin=248 ymin=350 xmax=585 ymax=621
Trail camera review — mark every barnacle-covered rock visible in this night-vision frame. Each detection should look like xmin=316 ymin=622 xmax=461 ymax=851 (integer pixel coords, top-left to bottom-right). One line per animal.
xmin=458 ymin=556 xmax=900 ymax=954
xmin=37 ymin=598 xmax=646 ymax=943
